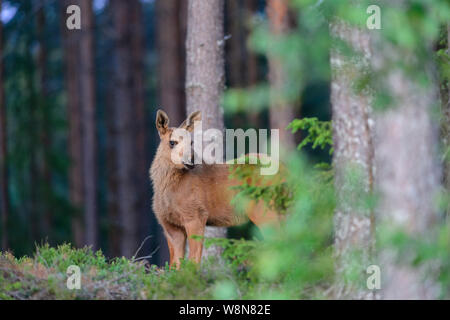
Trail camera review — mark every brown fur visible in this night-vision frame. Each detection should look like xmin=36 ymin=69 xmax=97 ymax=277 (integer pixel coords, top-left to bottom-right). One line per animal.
xmin=150 ymin=110 xmax=279 ymax=268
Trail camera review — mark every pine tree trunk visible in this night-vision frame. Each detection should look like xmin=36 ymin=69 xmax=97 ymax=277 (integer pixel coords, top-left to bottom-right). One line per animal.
xmin=186 ymin=0 xmax=227 ymax=260
xmin=0 ymin=0 xmax=8 ymax=251
xmin=267 ymin=0 xmax=295 ymax=150
xmin=156 ymin=0 xmax=186 ymax=127
xmin=226 ymin=0 xmax=244 ymax=88
xmin=110 ymin=0 xmax=140 ymax=257
xmin=36 ymin=1 xmax=52 ymax=240
xmin=442 ymin=25 xmax=450 ymax=218
xmin=373 ymin=27 xmax=442 ymax=300
xmin=62 ymin=0 xmax=98 ymax=248
xmin=330 ymin=20 xmax=375 ymax=299
xmin=79 ymin=0 xmax=98 ymax=249
xmin=244 ymin=0 xmax=260 ymax=127
xmin=244 ymin=0 xmax=259 ymax=89
xmin=130 ymin=0 xmax=152 ymax=259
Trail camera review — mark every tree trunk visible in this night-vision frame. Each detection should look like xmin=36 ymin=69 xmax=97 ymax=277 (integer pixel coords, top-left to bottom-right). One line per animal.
xmin=130 ymin=0 xmax=152 ymax=260
xmin=373 ymin=28 xmax=442 ymax=300
xmin=62 ymin=0 xmax=84 ymax=247
xmin=0 ymin=0 xmax=8 ymax=251
xmin=226 ymin=0 xmax=244 ymax=88
xmin=110 ymin=0 xmax=140 ymax=257
xmin=267 ymin=0 xmax=295 ymax=150
xmin=441 ymin=25 xmax=450 ymax=218
xmin=61 ymin=0 xmax=98 ymax=249
xmin=156 ymin=0 xmax=186 ymax=127
xmin=244 ymin=0 xmax=260 ymax=127
xmin=79 ymin=0 xmax=98 ymax=249
xmin=36 ymin=0 xmax=52 ymax=239
xmin=186 ymin=0 xmax=227 ymax=260
xmin=330 ymin=20 xmax=375 ymax=299
xmin=244 ymin=0 xmax=259 ymax=89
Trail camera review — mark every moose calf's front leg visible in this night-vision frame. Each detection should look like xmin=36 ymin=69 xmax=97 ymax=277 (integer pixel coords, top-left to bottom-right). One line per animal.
xmin=184 ymin=218 xmax=206 ymax=264
xmin=164 ymin=222 xmax=186 ymax=269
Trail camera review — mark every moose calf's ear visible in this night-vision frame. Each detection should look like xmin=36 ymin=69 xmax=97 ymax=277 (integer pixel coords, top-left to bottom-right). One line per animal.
xmin=156 ymin=109 xmax=169 ymax=136
xmin=179 ymin=111 xmax=202 ymax=132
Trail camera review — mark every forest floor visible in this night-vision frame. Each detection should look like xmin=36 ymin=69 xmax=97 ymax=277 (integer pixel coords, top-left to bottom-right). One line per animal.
xmin=0 ymin=244 xmax=239 ymax=300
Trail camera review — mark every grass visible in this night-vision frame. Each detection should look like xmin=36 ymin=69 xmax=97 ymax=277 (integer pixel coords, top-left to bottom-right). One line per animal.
xmin=0 ymin=243 xmax=240 ymax=300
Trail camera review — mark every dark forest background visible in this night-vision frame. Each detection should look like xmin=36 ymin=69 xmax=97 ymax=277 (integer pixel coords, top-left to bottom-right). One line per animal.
xmin=0 ymin=0 xmax=330 ymax=265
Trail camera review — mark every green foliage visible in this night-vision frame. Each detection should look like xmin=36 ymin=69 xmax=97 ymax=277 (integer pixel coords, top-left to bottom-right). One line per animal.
xmin=203 ymin=237 xmax=257 ymax=269
xmin=225 ymin=154 xmax=335 ymax=299
xmin=0 ymin=243 xmax=247 ymax=300
xmin=221 ymin=0 xmax=450 ymax=299
xmin=288 ymin=118 xmax=333 ymax=154
xmin=0 ymin=244 xmax=146 ymax=299
xmin=249 ymin=161 xmax=335 ymax=299
xmin=228 ymin=157 xmax=293 ymax=215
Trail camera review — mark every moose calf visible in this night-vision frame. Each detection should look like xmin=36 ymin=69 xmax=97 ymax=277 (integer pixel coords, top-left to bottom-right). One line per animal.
xmin=150 ymin=110 xmax=279 ymax=268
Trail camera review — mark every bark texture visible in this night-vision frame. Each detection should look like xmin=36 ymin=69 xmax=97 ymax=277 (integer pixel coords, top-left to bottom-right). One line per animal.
xmin=0 ymin=0 xmax=8 ymax=250
xmin=226 ymin=0 xmax=245 ymax=88
xmin=226 ymin=0 xmax=260 ymax=127
xmin=330 ymin=20 xmax=375 ymax=300
xmin=62 ymin=0 xmax=83 ymax=247
xmin=36 ymin=0 xmax=52 ymax=239
xmin=156 ymin=0 xmax=186 ymax=127
xmin=79 ymin=0 xmax=98 ymax=249
xmin=61 ymin=0 xmax=97 ymax=249
xmin=130 ymin=0 xmax=151 ymax=260
xmin=267 ymin=0 xmax=295 ymax=150
xmin=110 ymin=0 xmax=140 ymax=257
xmin=441 ymin=25 xmax=450 ymax=217
xmin=186 ymin=0 xmax=227 ymax=260
xmin=372 ymin=27 xmax=442 ymax=300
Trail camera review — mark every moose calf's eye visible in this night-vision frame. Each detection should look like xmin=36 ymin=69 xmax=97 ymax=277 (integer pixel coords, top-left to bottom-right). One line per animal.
xmin=169 ymin=140 xmax=177 ymax=148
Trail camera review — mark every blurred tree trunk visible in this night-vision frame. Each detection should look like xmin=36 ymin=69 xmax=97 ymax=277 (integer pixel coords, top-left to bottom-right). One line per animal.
xmin=441 ymin=25 xmax=450 ymax=217
xmin=373 ymin=30 xmax=442 ymax=300
xmin=36 ymin=1 xmax=52 ymax=239
xmin=244 ymin=0 xmax=259 ymax=87
xmin=109 ymin=0 xmax=142 ymax=257
xmin=447 ymin=26 xmax=450 ymax=218
xmin=226 ymin=0 xmax=260 ymax=128
xmin=106 ymin=90 xmax=120 ymax=256
xmin=130 ymin=0 xmax=151 ymax=259
xmin=79 ymin=0 xmax=98 ymax=249
xmin=186 ymin=0 xmax=227 ymax=260
xmin=226 ymin=0 xmax=244 ymax=88
xmin=226 ymin=0 xmax=259 ymax=89
xmin=0 ymin=0 xmax=8 ymax=251
xmin=155 ymin=0 xmax=187 ymax=265
xmin=330 ymin=20 xmax=375 ymax=299
xmin=244 ymin=0 xmax=260 ymax=127
xmin=61 ymin=0 xmax=98 ymax=249
xmin=267 ymin=0 xmax=295 ymax=149
xmin=156 ymin=0 xmax=186 ymax=126
xmin=62 ymin=2 xmax=84 ymax=247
